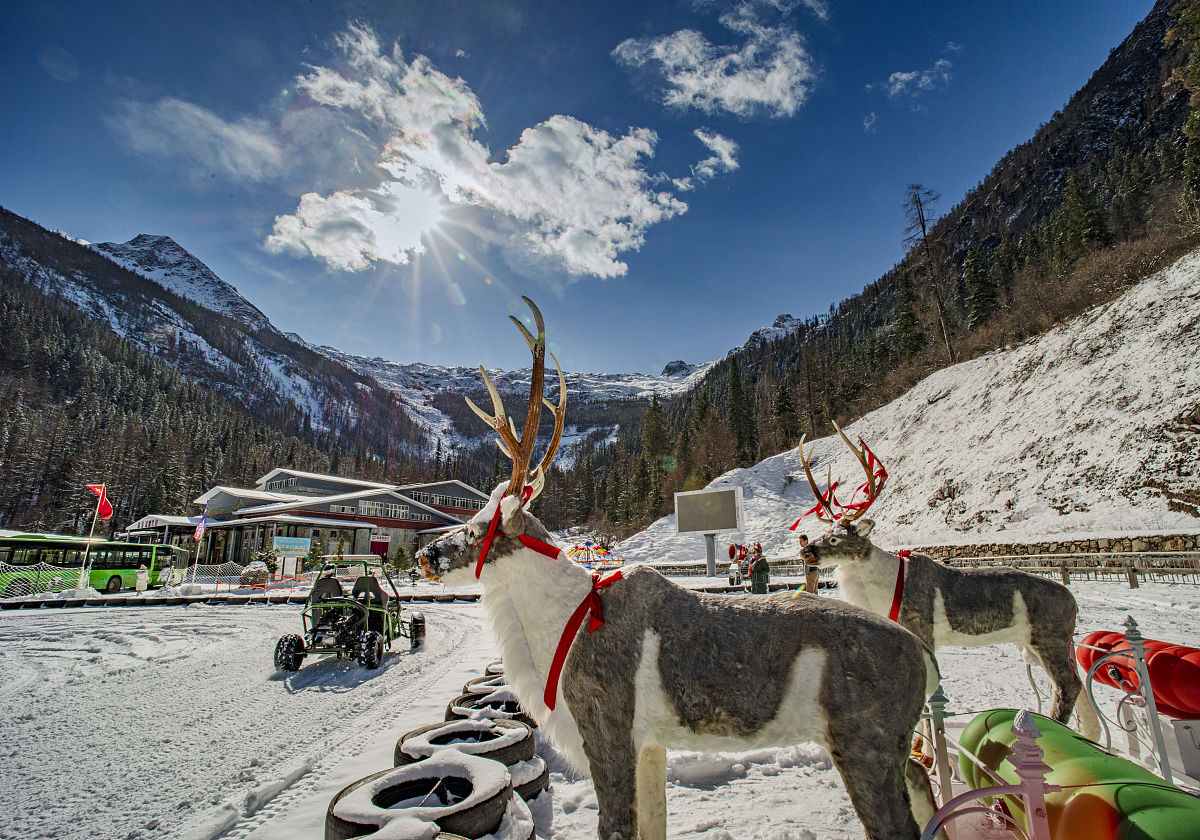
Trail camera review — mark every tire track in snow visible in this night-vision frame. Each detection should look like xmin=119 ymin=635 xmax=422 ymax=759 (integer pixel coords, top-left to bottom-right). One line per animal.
xmin=191 ymin=604 xmax=485 ymax=840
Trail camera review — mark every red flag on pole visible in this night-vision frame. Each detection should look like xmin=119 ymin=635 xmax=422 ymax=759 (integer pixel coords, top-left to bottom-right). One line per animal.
xmin=87 ymin=484 xmax=113 ymax=520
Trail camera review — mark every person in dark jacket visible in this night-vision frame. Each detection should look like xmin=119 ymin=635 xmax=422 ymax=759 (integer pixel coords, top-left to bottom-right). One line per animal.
xmin=748 ymin=542 xmax=770 ymax=594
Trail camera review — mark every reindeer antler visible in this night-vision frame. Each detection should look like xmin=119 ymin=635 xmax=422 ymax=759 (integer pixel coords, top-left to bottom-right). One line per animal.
xmin=797 ymin=424 xmax=888 ymax=527
xmin=464 ymin=297 xmax=567 ymax=499
xmin=830 ymin=421 xmax=886 ymax=523
xmin=798 ymin=434 xmax=840 ymax=524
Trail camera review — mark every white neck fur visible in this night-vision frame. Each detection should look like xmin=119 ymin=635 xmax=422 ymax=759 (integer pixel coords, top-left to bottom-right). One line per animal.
xmin=480 ymin=546 xmax=594 ymax=773
xmin=834 ymin=546 xmax=901 ymax=617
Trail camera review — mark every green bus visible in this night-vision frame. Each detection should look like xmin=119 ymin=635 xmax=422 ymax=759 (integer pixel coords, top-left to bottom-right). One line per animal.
xmin=0 ymin=535 xmax=190 ymax=598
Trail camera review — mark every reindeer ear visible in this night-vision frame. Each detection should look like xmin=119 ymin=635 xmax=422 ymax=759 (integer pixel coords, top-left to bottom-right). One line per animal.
xmin=499 ymin=494 xmax=525 ymax=532
xmin=855 ymin=518 xmax=875 ymax=538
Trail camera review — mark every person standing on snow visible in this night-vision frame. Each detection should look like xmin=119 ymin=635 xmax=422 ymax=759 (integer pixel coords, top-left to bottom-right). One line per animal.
xmin=135 ymin=564 xmax=148 ymax=594
xmin=748 ymin=543 xmax=770 ymax=594
xmin=798 ymin=533 xmax=820 ymax=595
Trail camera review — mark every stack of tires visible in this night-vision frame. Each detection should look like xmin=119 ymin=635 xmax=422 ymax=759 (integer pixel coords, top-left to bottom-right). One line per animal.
xmin=325 ymin=660 xmax=547 ymax=840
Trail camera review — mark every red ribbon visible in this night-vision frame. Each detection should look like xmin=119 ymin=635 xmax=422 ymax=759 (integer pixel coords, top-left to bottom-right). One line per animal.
xmin=474 ymin=485 xmax=535 ymax=579
xmin=889 ymin=550 xmax=910 ymax=622
xmin=789 ymin=480 xmax=841 ymax=529
xmin=544 ymin=570 xmax=624 ymax=710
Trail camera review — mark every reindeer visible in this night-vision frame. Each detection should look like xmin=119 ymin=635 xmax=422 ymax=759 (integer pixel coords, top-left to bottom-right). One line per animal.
xmin=799 ymin=424 xmax=1098 ymax=739
xmin=417 ymin=298 xmax=942 ymax=840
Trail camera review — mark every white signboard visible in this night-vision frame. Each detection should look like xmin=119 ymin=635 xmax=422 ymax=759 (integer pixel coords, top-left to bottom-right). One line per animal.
xmin=674 ymin=487 xmax=744 ymax=535
xmin=273 ymin=536 xmax=311 ymax=557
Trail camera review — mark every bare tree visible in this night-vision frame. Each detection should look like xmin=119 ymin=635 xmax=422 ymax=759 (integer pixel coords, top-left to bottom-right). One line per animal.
xmin=903 ymin=184 xmax=956 ymax=363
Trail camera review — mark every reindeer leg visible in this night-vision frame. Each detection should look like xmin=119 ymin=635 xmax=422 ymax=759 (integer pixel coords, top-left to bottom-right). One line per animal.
xmin=1029 ymin=634 xmax=1083 ymax=728
xmin=573 ymin=708 xmax=638 ymax=840
xmin=826 ymin=718 xmax=922 ymax=840
xmin=635 ymin=744 xmax=666 ymax=840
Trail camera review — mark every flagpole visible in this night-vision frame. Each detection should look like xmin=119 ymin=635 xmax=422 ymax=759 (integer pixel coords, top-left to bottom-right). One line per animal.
xmin=76 ymin=493 xmax=102 ymax=591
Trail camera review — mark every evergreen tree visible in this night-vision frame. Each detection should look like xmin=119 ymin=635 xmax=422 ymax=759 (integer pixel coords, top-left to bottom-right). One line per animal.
xmin=963 ymin=246 xmax=998 ymax=329
xmin=892 ymin=271 xmax=926 ymax=358
xmin=640 ymin=395 xmax=670 ymax=470
xmin=727 ymin=357 xmax=755 ymax=466
xmin=770 ymin=381 xmax=799 ymax=448
xmin=903 ymin=184 xmax=956 ymax=362
xmin=1167 ymin=0 xmax=1200 ymax=200
xmin=1056 ymin=170 xmax=1110 ymax=262
xmin=632 ymin=456 xmax=651 ymax=514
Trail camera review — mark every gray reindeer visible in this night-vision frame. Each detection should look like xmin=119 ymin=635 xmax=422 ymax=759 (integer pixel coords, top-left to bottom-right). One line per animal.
xmin=417 ymin=298 xmax=941 ymax=840
xmin=800 ymin=424 xmax=1098 ymax=739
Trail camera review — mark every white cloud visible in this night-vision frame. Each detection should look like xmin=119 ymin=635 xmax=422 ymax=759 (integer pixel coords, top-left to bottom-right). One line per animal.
xmin=265 ymin=25 xmax=703 ymax=279
xmin=862 ymin=112 xmax=877 ymax=133
xmin=265 ymin=179 xmax=443 ymax=271
xmin=612 ymin=4 xmax=815 ymax=118
xmin=871 ymin=57 xmax=953 ymax=103
xmin=106 ymin=98 xmax=283 ymax=181
xmin=675 ymin=129 xmax=740 ymax=191
xmin=112 ymin=24 xmax=735 ymax=280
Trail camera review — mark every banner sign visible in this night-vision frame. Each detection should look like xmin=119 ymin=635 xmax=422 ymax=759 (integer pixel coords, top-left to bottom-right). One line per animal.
xmin=273 ymin=536 xmax=312 ymax=557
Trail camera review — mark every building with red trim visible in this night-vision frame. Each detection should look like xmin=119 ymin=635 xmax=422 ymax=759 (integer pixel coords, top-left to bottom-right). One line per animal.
xmin=125 ymin=468 xmax=488 ymax=566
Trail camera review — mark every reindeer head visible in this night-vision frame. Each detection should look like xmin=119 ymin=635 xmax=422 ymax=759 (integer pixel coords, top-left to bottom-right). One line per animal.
xmin=415 ymin=297 xmax=566 ymax=586
xmin=799 ymin=423 xmax=887 ymax=568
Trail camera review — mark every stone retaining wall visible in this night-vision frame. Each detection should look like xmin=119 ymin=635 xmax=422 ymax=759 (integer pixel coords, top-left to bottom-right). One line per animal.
xmin=909 ymin=533 xmax=1200 ymax=560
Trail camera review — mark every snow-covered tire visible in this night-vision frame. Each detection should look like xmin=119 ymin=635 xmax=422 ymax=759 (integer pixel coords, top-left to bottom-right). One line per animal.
xmin=358 ymin=630 xmax=385 ymax=669
xmin=462 ymin=674 xmax=508 ymax=695
xmin=409 ymin=612 xmax=426 ymax=650
xmin=274 ymin=634 xmax=305 ymax=671
xmin=325 ymin=753 xmax=513 ymax=840
xmin=510 ymin=756 xmax=549 ymax=802
xmin=395 ymin=719 xmax=534 ymax=767
xmin=484 ymin=660 xmax=504 ymax=676
xmin=444 ymin=692 xmax=536 ymax=729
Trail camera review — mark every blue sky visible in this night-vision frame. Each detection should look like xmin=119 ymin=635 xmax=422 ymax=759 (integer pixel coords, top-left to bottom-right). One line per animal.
xmin=1 ymin=0 xmax=1154 ymax=374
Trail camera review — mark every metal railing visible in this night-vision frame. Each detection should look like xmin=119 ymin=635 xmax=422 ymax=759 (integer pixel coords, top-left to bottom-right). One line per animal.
xmin=939 ymin=551 xmax=1200 ymax=586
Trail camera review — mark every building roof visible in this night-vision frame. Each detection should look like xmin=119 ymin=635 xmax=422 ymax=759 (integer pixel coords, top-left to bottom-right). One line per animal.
xmin=235 ymin=487 xmax=454 ymax=522
xmin=397 ymin=478 xmax=491 ymax=501
xmin=254 ymin=467 xmax=396 ymax=492
xmin=126 ymin=514 xmax=215 ymax=531
xmin=209 ymin=513 xmax=377 ymax=530
xmin=193 ymin=486 xmax=300 ymax=506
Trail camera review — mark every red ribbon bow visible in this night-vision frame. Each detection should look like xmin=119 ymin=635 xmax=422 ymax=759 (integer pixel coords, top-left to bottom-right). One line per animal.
xmin=544 ymin=570 xmax=624 ymax=710
xmin=474 ymin=485 xmax=535 ymax=579
xmin=890 ymin=550 xmax=910 ymax=622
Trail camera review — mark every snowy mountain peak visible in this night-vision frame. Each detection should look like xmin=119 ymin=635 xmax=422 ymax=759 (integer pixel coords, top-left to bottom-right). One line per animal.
xmin=94 ymin=234 xmax=273 ymax=332
xmin=726 ymin=314 xmax=805 ymax=359
xmin=661 ymin=360 xmax=702 ymax=377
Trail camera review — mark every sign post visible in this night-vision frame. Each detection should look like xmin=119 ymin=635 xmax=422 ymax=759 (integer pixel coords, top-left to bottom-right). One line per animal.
xmin=674 ymin=486 xmax=745 ymax=577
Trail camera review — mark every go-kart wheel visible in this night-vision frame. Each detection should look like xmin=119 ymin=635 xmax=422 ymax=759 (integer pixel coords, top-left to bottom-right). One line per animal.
xmin=358 ymin=630 xmax=385 ymax=668
xmin=274 ymin=634 xmax=305 ymax=671
xmin=409 ymin=613 xmax=426 ymax=650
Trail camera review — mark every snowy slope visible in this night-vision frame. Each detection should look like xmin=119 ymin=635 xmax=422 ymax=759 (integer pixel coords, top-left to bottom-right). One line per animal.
xmin=621 ymin=247 xmax=1200 ymax=565
xmin=94 ymin=234 xmax=275 ymax=333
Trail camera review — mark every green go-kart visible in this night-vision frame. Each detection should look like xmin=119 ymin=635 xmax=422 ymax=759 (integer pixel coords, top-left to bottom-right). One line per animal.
xmin=273 ymin=557 xmax=426 ymax=671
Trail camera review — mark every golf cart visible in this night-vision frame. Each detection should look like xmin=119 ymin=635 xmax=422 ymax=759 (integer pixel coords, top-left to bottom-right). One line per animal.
xmin=273 ymin=556 xmax=425 ymax=671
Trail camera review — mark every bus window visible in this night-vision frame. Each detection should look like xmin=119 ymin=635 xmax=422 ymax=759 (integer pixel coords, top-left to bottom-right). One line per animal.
xmin=40 ymin=549 xmax=65 ymax=567
xmin=11 ymin=548 xmax=34 ymax=566
xmin=0 ymin=547 xmax=11 ymax=565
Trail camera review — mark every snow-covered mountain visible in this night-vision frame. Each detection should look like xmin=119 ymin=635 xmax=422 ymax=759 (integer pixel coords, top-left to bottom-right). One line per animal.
xmin=0 ymin=208 xmax=419 ymax=449
xmin=305 ymin=343 xmax=715 ymax=459
xmin=93 ymin=234 xmax=275 ymax=333
xmin=620 ymin=246 xmax=1200 ymax=563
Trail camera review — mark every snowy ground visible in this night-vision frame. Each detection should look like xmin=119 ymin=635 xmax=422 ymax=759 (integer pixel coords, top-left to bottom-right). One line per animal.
xmin=2 ymin=579 xmax=1198 ymax=840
